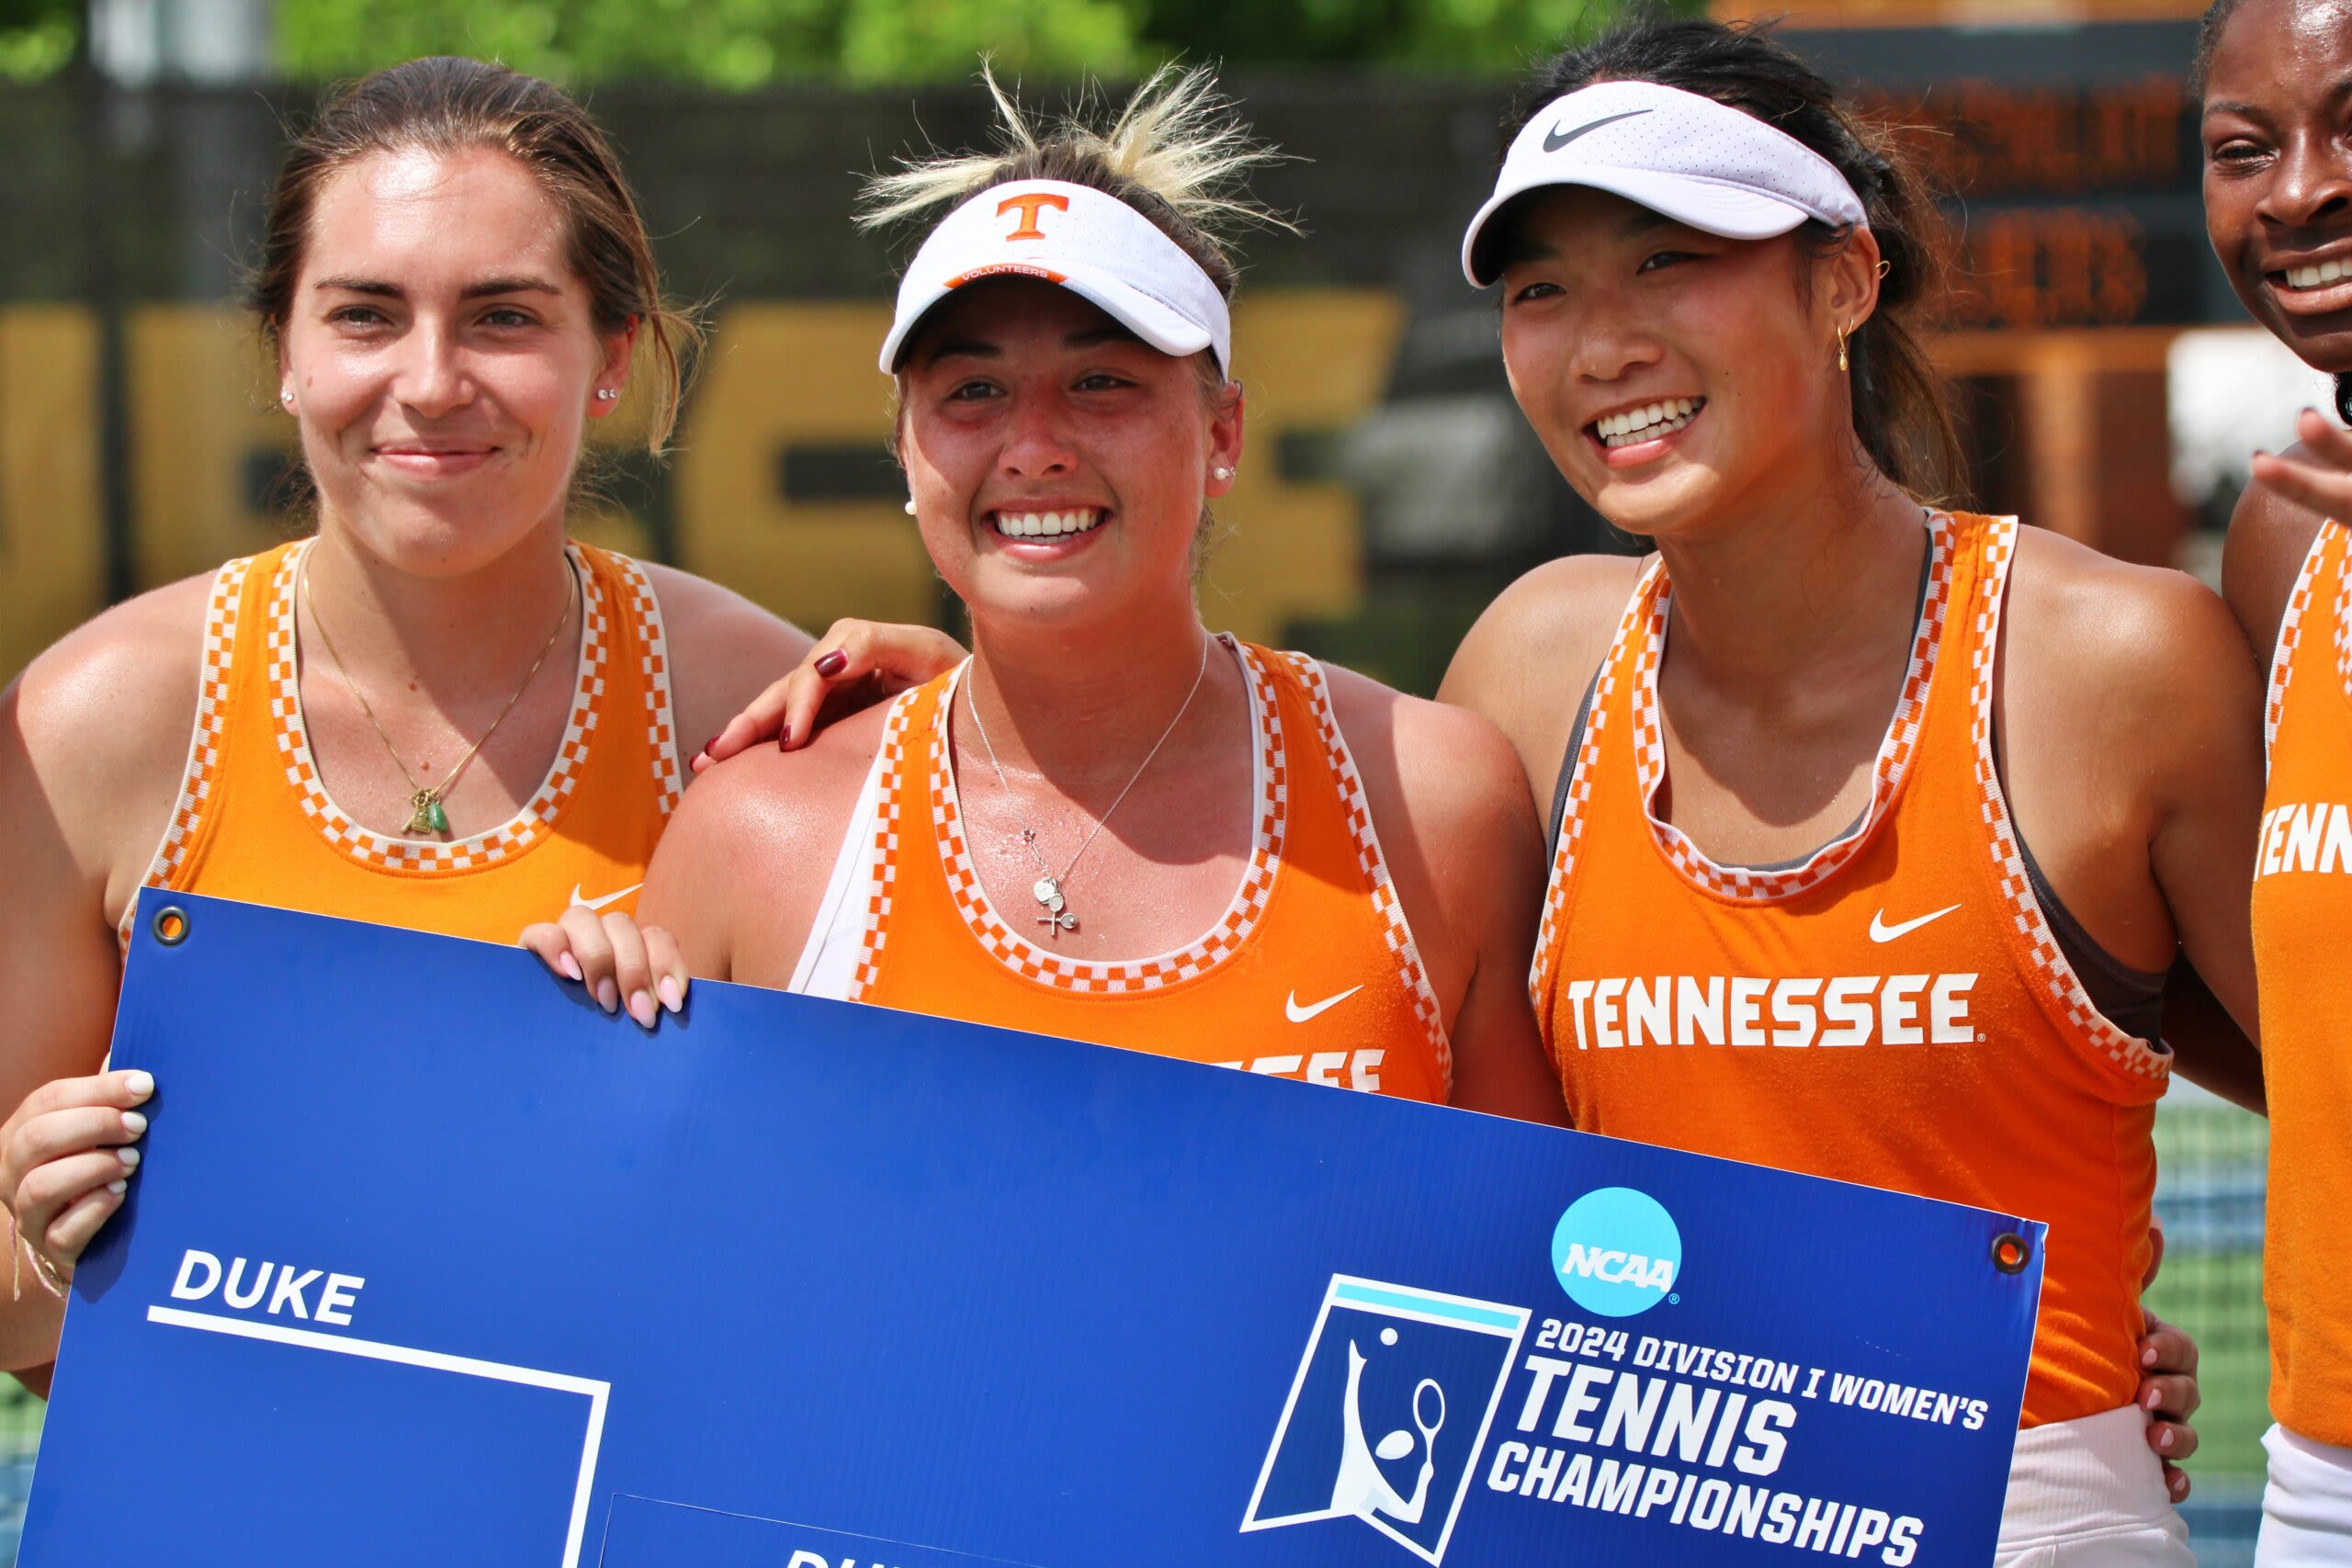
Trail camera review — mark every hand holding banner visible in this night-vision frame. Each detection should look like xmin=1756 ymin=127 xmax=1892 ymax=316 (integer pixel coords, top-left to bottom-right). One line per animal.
xmin=24 ymin=893 xmax=2043 ymax=1566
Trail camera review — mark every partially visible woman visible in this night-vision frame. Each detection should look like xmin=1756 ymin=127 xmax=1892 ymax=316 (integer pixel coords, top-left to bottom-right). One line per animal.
xmin=2198 ymin=0 xmax=2352 ymax=1559
xmin=0 ymin=57 xmax=816 ymax=1375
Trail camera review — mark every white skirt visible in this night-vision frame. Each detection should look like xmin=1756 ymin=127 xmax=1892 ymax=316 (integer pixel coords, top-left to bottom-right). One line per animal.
xmin=1996 ymin=1404 xmax=2193 ymax=1567
xmin=2256 ymin=1423 xmax=2352 ymax=1566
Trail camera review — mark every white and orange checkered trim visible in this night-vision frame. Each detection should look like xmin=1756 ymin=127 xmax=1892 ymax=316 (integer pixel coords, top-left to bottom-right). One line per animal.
xmin=118 ymin=556 xmax=253 ymax=948
xmin=2265 ymin=523 xmax=2337 ymax=765
xmin=1965 ymin=515 xmax=2169 ymax=1082
xmin=899 ymin=636 xmax=1289 ymax=994
xmin=1628 ymin=511 xmax=1956 ymax=903
xmin=846 ymin=688 xmax=918 ymax=1003
xmin=2334 ymin=535 xmax=2352 ymax=718
xmin=1277 ymin=650 xmax=1453 ymax=1093
xmin=264 ymin=538 xmax=608 ymax=874
xmin=609 ymin=553 xmax=683 ymax=817
xmin=1527 ymin=558 xmax=1661 ymax=1031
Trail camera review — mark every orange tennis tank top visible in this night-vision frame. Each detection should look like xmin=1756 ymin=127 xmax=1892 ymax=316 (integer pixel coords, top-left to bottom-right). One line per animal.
xmin=841 ymin=640 xmax=1452 ymax=1102
xmin=1532 ymin=511 xmax=2169 ymax=1427
xmin=2253 ymin=519 xmax=2352 ymax=1448
xmin=121 ymin=537 xmax=684 ymax=947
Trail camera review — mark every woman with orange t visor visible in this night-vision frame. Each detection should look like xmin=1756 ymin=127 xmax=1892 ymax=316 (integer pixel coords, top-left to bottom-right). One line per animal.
xmin=1436 ymin=20 xmax=2264 ymax=1564
xmin=530 ymin=72 xmax=1567 ymax=1121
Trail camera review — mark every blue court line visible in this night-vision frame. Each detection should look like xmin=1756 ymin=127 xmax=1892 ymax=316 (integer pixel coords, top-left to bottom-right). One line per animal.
xmin=1335 ymin=1281 xmax=1523 ymax=1331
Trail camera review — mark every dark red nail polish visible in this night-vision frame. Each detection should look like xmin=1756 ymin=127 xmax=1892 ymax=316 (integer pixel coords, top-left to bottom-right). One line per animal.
xmin=815 ymin=649 xmax=847 ymax=678
xmin=701 ymin=734 xmax=721 ymax=758
xmin=775 ymin=725 xmax=793 ymax=750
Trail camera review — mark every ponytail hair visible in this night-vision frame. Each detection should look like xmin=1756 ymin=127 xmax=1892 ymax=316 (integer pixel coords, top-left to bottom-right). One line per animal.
xmin=1503 ymin=17 xmax=1967 ymax=503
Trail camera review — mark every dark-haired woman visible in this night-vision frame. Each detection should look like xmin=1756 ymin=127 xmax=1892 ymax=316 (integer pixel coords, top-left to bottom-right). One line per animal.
xmin=2197 ymin=0 xmax=2352 ymax=1557
xmin=1433 ymin=20 xmax=2263 ymax=1562
xmin=0 ymin=57 xmax=948 ymax=1380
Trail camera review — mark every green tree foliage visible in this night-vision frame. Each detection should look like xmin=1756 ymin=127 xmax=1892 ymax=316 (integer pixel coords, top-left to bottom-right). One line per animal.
xmin=0 ymin=0 xmax=73 ymax=81
xmin=268 ymin=0 xmax=1681 ymax=86
xmin=1141 ymin=0 xmax=1679 ymax=71
xmin=0 ymin=0 xmax=1683 ymax=86
xmin=273 ymin=0 xmax=1145 ymax=85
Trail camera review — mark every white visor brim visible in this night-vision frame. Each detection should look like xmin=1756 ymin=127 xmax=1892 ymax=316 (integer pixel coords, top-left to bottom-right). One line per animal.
xmin=878 ymin=179 xmax=1231 ymax=376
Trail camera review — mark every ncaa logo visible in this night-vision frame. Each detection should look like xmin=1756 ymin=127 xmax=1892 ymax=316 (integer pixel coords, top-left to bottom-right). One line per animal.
xmin=1243 ymin=1276 xmax=1530 ymax=1564
xmin=1552 ymin=1187 xmax=1681 ymax=1318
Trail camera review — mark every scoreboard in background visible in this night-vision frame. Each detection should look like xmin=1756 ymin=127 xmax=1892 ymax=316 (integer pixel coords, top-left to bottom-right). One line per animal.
xmin=1766 ymin=16 xmax=2224 ymax=331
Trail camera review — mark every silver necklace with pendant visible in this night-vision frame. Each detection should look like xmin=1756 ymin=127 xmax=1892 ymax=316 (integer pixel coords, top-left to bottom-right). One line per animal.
xmin=963 ymin=637 xmax=1214 ymax=938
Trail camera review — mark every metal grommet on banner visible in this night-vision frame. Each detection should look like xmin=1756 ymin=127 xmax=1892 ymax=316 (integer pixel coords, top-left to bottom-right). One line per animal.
xmin=1990 ymin=1231 xmax=2030 ymax=1275
xmin=153 ymin=905 xmax=191 ymax=947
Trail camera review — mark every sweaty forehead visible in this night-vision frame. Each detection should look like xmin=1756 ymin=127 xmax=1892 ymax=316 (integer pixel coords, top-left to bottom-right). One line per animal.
xmin=304 ymin=145 xmax=572 ymax=275
xmin=2207 ymin=0 xmax=2352 ymax=99
xmin=906 ymin=276 xmax=1145 ymax=364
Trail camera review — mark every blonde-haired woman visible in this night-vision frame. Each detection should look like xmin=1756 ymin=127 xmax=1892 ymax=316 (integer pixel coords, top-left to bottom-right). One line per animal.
xmin=0 ymin=57 xmax=955 ymax=1377
xmin=536 ymin=67 xmax=1566 ymax=1124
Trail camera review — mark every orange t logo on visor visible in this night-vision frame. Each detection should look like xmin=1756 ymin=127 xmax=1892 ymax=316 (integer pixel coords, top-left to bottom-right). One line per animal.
xmin=997 ymin=192 xmax=1069 ymax=241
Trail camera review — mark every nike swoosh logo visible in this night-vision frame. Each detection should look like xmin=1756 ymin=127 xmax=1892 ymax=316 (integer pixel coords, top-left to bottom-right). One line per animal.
xmin=1544 ymin=108 xmax=1651 ymax=152
xmin=1286 ymin=986 xmax=1363 ymax=1024
xmin=1869 ymin=904 xmax=1961 ymax=943
xmin=570 ymin=883 xmax=643 ymax=913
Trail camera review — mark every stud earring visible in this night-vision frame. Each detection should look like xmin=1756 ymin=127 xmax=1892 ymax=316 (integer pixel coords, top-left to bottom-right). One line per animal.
xmin=594 ymin=388 xmax=620 ymax=402
xmin=279 ymin=389 xmax=293 ymax=406
xmin=1212 ymin=465 xmax=1235 ymax=481
xmin=904 ymin=499 xmax=918 ymax=515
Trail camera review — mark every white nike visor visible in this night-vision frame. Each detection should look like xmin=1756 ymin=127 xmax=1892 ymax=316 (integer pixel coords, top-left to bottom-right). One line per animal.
xmin=1461 ymin=80 xmax=1869 ymax=287
xmin=878 ymin=178 xmax=1232 ymax=376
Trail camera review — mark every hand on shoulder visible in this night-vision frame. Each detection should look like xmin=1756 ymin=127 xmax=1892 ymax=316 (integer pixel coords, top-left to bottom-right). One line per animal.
xmin=634 ymin=694 xmax=899 ymax=986
xmin=634 ymin=562 xmax=816 ymax=760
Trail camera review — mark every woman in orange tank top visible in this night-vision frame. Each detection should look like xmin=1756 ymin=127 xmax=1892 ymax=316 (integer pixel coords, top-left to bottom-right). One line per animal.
xmin=532 ymin=70 xmax=1566 ymax=1127
xmin=0 ymin=59 xmax=926 ymax=1379
xmin=2198 ymin=0 xmax=2352 ymax=1556
xmin=1432 ymin=19 xmax=2266 ymax=1564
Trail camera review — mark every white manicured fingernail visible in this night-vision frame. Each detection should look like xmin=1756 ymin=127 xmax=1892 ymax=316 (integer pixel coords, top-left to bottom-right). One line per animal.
xmin=121 ymin=1111 xmax=147 ymax=1137
xmin=118 ymin=1146 xmax=141 ymax=1169
xmin=559 ymin=953 xmax=582 ymax=982
xmin=126 ymin=1070 xmax=154 ymax=1098
xmin=2160 ymin=1427 xmax=2175 ymax=1451
xmin=628 ymin=990 xmax=657 ymax=1029
xmin=107 ymin=1179 xmax=127 ymax=1195
xmin=658 ymin=976 xmax=683 ymax=1013
xmin=594 ymin=978 xmax=618 ymax=1014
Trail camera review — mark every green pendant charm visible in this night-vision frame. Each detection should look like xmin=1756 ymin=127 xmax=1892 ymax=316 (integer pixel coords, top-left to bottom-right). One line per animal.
xmin=405 ymin=790 xmax=445 ymax=836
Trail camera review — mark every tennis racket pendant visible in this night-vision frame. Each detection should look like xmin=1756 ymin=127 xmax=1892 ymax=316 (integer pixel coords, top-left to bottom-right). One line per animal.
xmin=1034 ymin=876 xmax=1078 ymax=935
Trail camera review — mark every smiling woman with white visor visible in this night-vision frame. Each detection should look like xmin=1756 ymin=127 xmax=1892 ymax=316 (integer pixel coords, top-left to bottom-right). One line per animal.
xmin=1433 ymin=19 xmax=2267 ymax=1562
xmin=529 ymin=68 xmax=1566 ymax=1123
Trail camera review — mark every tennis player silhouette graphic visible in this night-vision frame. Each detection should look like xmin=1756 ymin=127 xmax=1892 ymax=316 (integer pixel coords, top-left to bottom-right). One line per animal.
xmin=1332 ymin=1329 xmax=1448 ymax=1527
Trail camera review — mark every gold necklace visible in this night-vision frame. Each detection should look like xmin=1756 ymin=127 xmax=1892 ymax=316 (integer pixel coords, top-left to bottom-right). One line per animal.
xmin=962 ymin=636 xmax=1213 ymax=938
xmin=300 ymin=552 xmax=576 ymax=837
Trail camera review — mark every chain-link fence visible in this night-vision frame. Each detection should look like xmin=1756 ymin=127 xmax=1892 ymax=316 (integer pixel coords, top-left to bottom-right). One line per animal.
xmin=2152 ymin=1087 xmax=2274 ymax=1566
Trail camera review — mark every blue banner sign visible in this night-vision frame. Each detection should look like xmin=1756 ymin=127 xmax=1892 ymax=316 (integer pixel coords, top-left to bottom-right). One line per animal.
xmin=25 ymin=893 xmax=2043 ymax=1566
